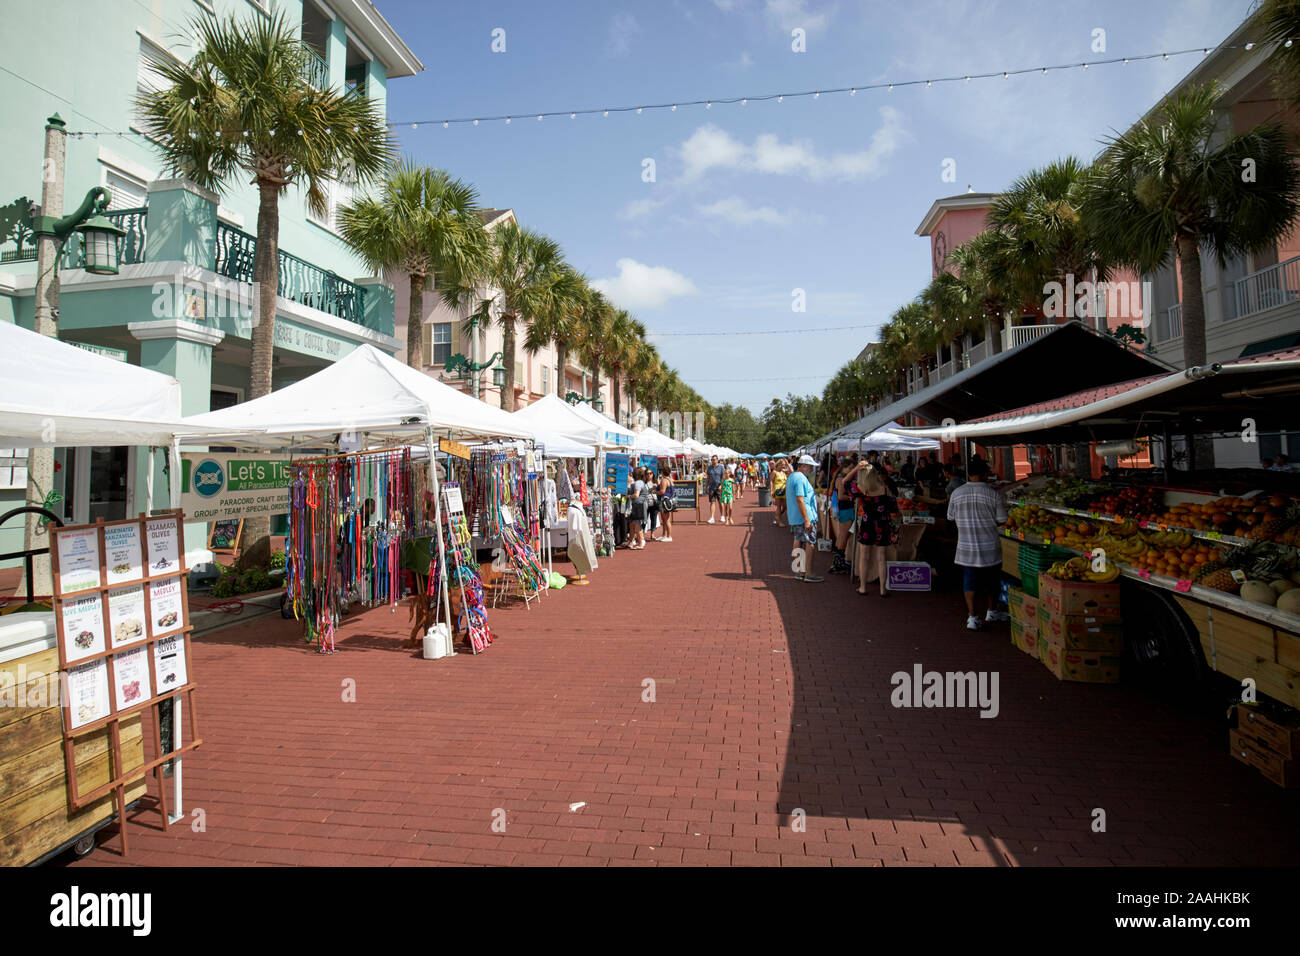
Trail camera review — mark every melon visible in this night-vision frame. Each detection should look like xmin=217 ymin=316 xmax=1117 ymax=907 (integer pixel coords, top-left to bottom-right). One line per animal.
xmin=1272 ymin=578 xmax=1297 ymax=596
xmin=1290 ymin=570 xmax=1300 ymax=586
xmin=1240 ymin=580 xmax=1278 ymax=606
xmin=1278 ymin=588 xmax=1300 ymax=616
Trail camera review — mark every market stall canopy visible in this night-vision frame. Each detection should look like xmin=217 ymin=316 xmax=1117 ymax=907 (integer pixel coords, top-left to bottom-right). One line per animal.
xmin=511 ymin=395 xmax=610 ymax=451
xmin=682 ymin=437 xmax=710 ymax=457
xmin=816 ymin=322 xmax=1170 ymax=446
xmin=564 ymin=401 xmax=636 ymax=448
xmin=0 ymin=321 xmax=238 ymax=447
xmin=632 ymin=426 xmax=685 ymax=456
xmin=823 ymin=430 xmax=941 ymax=453
xmin=176 ymin=344 xmax=535 ymax=448
xmin=894 ymin=347 xmax=1300 ymax=444
xmin=472 ymin=432 xmax=595 ymax=459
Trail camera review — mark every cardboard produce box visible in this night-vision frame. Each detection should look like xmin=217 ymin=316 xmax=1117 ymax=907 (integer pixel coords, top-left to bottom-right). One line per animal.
xmin=1007 ymin=586 xmax=1038 ymax=627
xmin=1229 ymin=729 xmax=1299 ymax=789
xmin=1036 ymin=602 xmax=1124 ymax=652
xmin=1037 ymin=634 xmax=1121 ymax=683
xmin=1237 ymin=704 xmax=1300 ymax=760
xmin=1037 ymin=573 xmax=1122 ymax=617
xmin=1010 ymin=618 xmax=1038 ymax=658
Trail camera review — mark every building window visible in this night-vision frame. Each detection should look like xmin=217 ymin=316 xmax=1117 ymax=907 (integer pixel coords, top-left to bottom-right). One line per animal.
xmin=136 ymin=37 xmax=172 ymax=108
xmin=422 ymin=322 xmax=451 ymax=366
xmin=0 ymin=448 xmax=27 ymax=491
xmin=103 ymin=167 xmax=148 ymax=209
xmin=541 ymin=365 xmax=550 ymax=395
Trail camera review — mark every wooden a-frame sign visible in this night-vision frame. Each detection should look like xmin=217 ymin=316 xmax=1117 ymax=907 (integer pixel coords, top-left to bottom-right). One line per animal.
xmin=49 ymin=509 xmax=202 ymax=857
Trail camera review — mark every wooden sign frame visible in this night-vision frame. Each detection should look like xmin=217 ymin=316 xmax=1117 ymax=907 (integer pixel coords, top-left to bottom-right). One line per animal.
xmin=48 ymin=510 xmax=203 ymax=857
xmin=206 ymin=517 xmax=243 ymax=554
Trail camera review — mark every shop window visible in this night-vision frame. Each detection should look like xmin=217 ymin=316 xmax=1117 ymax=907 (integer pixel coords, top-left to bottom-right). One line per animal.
xmin=0 ymin=448 xmax=27 ymax=491
xmin=136 ymin=37 xmax=172 ymax=119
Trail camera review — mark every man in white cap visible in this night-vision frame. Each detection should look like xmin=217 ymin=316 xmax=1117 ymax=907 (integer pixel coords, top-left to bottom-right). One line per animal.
xmin=787 ymin=454 xmax=823 ymax=583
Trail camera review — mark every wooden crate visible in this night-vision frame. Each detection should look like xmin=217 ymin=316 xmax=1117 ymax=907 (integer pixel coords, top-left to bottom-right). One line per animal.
xmin=1237 ymin=703 xmax=1300 ymax=759
xmin=0 ymin=647 xmax=147 ymax=866
xmin=1229 ymin=729 xmax=1299 ymax=789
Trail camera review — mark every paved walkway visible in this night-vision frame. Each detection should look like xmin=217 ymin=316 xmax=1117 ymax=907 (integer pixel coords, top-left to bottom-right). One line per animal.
xmin=67 ymin=495 xmax=1300 ymax=866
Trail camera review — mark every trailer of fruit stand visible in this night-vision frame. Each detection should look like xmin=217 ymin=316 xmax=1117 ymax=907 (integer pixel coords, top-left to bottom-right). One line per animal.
xmin=894 ymin=349 xmax=1300 ymax=720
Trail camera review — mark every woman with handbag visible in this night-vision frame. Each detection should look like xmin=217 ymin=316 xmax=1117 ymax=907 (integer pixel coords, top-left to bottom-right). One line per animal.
xmin=654 ymin=463 xmax=676 ymax=542
xmin=626 ymin=467 xmax=647 ymax=550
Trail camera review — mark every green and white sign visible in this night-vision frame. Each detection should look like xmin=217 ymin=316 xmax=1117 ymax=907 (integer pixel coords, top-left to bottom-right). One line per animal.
xmin=180 ymin=453 xmax=292 ymax=521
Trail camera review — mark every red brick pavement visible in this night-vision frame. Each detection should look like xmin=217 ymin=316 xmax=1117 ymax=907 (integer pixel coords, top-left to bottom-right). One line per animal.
xmin=64 ymin=495 xmax=1300 ymax=866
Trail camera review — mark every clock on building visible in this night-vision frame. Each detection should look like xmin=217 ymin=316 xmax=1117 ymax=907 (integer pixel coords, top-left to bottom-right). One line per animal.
xmin=932 ymin=230 xmax=948 ymax=272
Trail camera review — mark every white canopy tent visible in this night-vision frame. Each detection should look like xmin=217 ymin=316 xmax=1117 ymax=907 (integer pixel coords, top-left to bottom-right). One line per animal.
xmin=563 ymin=400 xmax=636 ymax=449
xmin=176 ymin=344 xmax=535 ymax=448
xmin=510 ymin=394 xmax=609 ymax=453
xmin=0 ymin=321 xmax=235 ymax=448
xmin=817 ymin=429 xmax=941 ymax=454
xmin=633 ymin=426 xmax=685 ymax=456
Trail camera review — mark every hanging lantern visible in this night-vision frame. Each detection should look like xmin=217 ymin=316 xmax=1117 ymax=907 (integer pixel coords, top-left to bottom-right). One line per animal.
xmin=76 ymin=213 xmax=126 ymax=275
xmin=491 ymin=363 xmax=507 ymax=388
xmin=592 ymin=397 xmax=605 ymax=413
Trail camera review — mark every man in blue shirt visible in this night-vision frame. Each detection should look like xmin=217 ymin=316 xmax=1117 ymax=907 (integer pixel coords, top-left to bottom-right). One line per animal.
xmin=705 ymin=455 xmax=725 ymax=524
xmin=786 ymin=455 xmax=823 ymax=583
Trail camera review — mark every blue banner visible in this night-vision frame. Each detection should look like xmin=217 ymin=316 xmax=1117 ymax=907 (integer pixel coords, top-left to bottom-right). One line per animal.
xmin=605 ymin=453 xmax=630 ymax=493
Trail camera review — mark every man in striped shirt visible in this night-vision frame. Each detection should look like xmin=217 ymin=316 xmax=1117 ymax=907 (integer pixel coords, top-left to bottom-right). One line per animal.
xmin=945 ymin=458 xmax=1009 ymax=631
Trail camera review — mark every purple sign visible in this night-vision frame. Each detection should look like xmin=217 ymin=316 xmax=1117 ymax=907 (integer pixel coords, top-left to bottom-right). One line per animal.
xmin=886 ymin=561 xmax=932 ymax=592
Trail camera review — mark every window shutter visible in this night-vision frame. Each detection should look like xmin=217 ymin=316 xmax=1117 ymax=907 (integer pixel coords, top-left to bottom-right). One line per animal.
xmin=420 ymin=323 xmax=431 ymax=367
xmin=515 ymin=361 xmax=525 ymax=388
xmin=137 ymin=38 xmax=170 ymax=95
xmin=449 ymin=320 xmax=461 ymax=362
xmin=104 ymin=168 xmax=147 ymax=209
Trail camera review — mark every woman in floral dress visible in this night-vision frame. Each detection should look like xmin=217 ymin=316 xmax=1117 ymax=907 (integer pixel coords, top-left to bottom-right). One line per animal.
xmin=850 ymin=462 xmax=901 ymax=596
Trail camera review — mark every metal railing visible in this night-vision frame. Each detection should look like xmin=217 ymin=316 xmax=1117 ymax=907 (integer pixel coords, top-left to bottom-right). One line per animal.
xmin=214 ymin=221 xmax=366 ymax=324
xmin=302 ymin=45 xmax=329 ymax=89
xmin=1234 ymin=255 xmax=1300 ymax=319
xmin=1002 ymin=323 xmax=1056 ymax=350
xmin=60 ymin=207 xmax=148 ymax=269
xmin=1156 ymin=303 xmax=1182 ymax=342
xmin=966 ymin=339 xmax=990 ymax=366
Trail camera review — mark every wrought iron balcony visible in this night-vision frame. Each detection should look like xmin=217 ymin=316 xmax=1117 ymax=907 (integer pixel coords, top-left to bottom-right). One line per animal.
xmin=214 ymin=221 xmax=366 ymax=324
xmin=302 ymin=45 xmax=329 ymax=90
xmin=59 ymin=207 xmax=148 ymax=269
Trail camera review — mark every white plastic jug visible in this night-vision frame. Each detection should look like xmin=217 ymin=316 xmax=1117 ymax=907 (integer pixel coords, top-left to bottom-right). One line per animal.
xmin=423 ymin=623 xmax=452 ymax=659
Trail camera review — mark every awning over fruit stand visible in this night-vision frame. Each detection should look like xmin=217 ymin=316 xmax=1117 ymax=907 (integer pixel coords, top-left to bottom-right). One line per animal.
xmin=893 ymin=347 xmax=1300 ymax=445
xmin=814 ymin=321 xmax=1170 ymax=447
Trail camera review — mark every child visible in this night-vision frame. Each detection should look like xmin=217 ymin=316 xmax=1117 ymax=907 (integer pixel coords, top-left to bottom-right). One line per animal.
xmin=720 ymin=472 xmax=736 ymax=525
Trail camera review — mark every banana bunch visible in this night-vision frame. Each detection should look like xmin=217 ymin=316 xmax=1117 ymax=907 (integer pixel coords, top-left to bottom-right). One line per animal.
xmin=1085 ymin=563 xmax=1121 ymax=583
xmin=1146 ymin=529 xmax=1194 ymax=549
xmin=1045 ymin=556 xmax=1092 ymax=581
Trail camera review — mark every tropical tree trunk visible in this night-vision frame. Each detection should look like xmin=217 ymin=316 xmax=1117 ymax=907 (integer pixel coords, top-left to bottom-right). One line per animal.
xmin=590 ymin=359 xmax=601 ymax=403
xmin=612 ymin=372 xmax=622 ymax=422
xmin=1176 ymin=234 xmax=1207 ymax=368
xmin=407 ymin=272 xmax=424 ymax=367
xmin=501 ymin=314 xmax=516 ymax=410
xmin=556 ymin=340 xmax=567 ymax=397
xmin=241 ymin=179 xmax=281 ymax=570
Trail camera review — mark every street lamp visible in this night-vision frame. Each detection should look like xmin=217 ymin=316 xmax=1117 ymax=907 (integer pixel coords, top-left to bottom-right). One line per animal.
xmin=33 ymin=185 xmax=126 ymax=276
xmin=565 ymin=390 xmax=604 ymax=413
xmin=446 ymin=351 xmax=506 ymax=395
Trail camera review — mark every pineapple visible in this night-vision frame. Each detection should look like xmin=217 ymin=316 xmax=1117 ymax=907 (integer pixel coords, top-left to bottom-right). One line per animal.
xmin=1194 ymin=560 xmax=1237 ymax=593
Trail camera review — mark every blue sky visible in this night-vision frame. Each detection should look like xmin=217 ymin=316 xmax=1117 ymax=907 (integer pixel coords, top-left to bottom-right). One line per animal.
xmin=380 ymin=0 xmax=1253 ymax=414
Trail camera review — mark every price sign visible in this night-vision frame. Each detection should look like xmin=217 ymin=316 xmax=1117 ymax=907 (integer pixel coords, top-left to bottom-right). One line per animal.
xmin=1175 ymin=578 xmax=1192 ymax=592
xmin=1207 ymin=531 xmax=1222 ymax=540
xmin=1137 ymin=569 xmax=1151 ymax=579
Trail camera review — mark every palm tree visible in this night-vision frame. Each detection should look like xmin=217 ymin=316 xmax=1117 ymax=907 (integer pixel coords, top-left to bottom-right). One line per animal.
xmin=626 ymin=342 xmax=662 ymax=425
xmin=989 ymin=158 xmax=1106 ymax=322
xmin=1081 ymin=83 xmax=1300 ymax=367
xmin=575 ymin=292 xmax=617 ymax=407
xmin=523 ymin=265 xmax=588 ymax=397
xmin=137 ymin=12 xmax=393 ymax=399
xmin=464 ymin=221 xmax=565 ymax=409
xmin=1258 ymin=0 xmax=1300 ymax=106
xmin=949 ymin=229 xmax=1019 ymax=351
xmin=137 ymin=11 xmax=391 ymax=569
xmin=604 ymin=313 xmax=646 ymax=423
xmin=337 ymin=161 xmax=488 ymax=367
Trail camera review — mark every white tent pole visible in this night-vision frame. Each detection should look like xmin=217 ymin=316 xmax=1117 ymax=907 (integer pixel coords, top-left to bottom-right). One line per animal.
xmin=145 ymin=447 xmax=155 ymax=513
xmin=167 ymin=436 xmax=183 ymax=822
xmin=427 ymin=426 xmax=454 ymax=656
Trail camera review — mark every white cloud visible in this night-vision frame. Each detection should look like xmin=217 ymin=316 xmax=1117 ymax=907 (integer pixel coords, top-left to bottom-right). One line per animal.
xmin=764 ymin=0 xmax=832 ymax=33
xmin=620 ymin=197 xmax=666 ymax=220
xmin=607 ymin=12 xmax=641 ymax=56
xmin=677 ymin=108 xmax=905 ymax=182
xmin=593 ymin=259 xmax=700 ymax=310
xmin=699 ymin=197 xmax=788 ymax=224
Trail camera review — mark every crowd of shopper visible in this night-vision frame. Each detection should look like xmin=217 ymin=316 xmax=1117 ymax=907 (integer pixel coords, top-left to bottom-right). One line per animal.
xmin=622 ymin=462 xmax=677 ymax=547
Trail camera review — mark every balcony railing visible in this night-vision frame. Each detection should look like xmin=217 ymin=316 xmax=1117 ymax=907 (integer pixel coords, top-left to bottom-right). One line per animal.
xmin=214 ymin=221 xmax=366 ymax=324
xmin=1156 ymin=303 xmax=1182 ymax=342
xmin=60 ymin=207 xmax=149 ymax=269
xmin=966 ymin=339 xmax=990 ymax=367
xmin=302 ymin=45 xmax=329 ymax=90
xmin=1002 ymin=323 xmax=1056 ymax=350
xmin=1234 ymin=255 xmax=1300 ymax=320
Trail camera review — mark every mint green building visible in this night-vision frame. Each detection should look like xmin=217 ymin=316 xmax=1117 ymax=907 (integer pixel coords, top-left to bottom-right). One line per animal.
xmin=0 ymin=0 xmax=421 ymax=563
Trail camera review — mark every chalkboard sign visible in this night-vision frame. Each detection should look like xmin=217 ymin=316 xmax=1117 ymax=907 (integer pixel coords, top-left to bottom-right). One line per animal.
xmin=207 ymin=518 xmax=243 ymax=553
xmin=672 ymin=478 xmax=699 ymax=511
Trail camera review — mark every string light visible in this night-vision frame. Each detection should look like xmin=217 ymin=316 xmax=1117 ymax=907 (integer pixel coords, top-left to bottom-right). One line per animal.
xmin=68 ymin=40 xmax=1293 ymax=140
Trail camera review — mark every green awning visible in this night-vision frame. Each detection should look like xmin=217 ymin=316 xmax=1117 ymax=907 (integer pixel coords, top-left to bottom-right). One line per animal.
xmin=1241 ymin=332 xmax=1300 ymax=357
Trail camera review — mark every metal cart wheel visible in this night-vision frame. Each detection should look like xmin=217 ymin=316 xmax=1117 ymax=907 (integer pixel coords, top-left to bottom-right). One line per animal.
xmin=73 ymin=834 xmax=95 ymax=857
xmin=1121 ymin=579 xmax=1211 ymax=706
